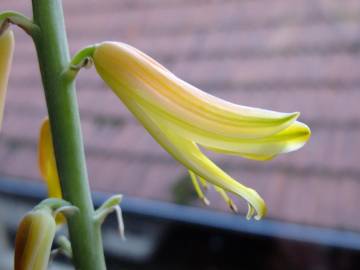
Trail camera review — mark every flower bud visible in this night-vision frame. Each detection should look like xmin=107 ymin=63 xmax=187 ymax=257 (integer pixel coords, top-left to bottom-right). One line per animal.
xmin=0 ymin=29 xmax=14 ymax=130
xmin=38 ymin=118 xmax=62 ymax=199
xmin=38 ymin=118 xmax=65 ymax=224
xmin=14 ymin=207 xmax=56 ymax=270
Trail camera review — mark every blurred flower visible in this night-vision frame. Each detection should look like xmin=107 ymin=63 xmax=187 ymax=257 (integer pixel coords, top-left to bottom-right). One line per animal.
xmin=38 ymin=118 xmax=64 ymax=224
xmin=38 ymin=118 xmax=62 ymax=199
xmin=0 ymin=29 xmax=14 ymax=130
xmin=14 ymin=207 xmax=56 ymax=270
xmin=92 ymin=42 xmax=311 ymax=219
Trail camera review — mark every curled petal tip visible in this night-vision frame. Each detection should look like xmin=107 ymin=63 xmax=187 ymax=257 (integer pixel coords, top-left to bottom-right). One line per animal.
xmin=201 ymin=197 xmax=210 ymax=206
xmin=228 ymin=200 xmax=238 ymax=213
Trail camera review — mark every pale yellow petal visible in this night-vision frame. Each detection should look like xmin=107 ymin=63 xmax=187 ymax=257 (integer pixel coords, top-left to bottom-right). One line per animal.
xmin=189 ymin=170 xmax=210 ymax=205
xmin=93 ymin=42 xmax=299 ymax=139
xmin=115 ymin=93 xmax=266 ymax=219
xmin=198 ymin=176 xmax=208 ymax=189
xmin=204 ymin=121 xmax=311 ymax=159
xmin=15 ymin=209 xmax=56 ymax=270
xmin=214 ymin=186 xmax=238 ymax=212
xmin=133 ymin=98 xmax=310 ymax=160
xmin=0 ymin=29 xmax=14 ymax=130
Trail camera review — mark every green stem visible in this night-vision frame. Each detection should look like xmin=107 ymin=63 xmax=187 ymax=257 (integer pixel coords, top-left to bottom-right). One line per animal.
xmin=0 ymin=11 xmax=39 ymax=36
xmin=62 ymin=45 xmax=96 ymax=83
xmin=31 ymin=1 xmax=106 ymax=269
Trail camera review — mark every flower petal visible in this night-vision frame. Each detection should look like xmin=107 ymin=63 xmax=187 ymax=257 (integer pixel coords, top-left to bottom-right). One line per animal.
xmin=189 ymin=170 xmax=210 ymax=205
xmin=116 ymin=93 xmax=267 ymax=219
xmin=38 ymin=118 xmax=62 ymax=199
xmin=133 ymin=99 xmax=310 ymax=160
xmin=214 ymin=186 xmax=238 ymax=212
xmin=93 ymin=42 xmax=300 ymax=139
xmin=0 ymin=29 xmax=14 ymax=130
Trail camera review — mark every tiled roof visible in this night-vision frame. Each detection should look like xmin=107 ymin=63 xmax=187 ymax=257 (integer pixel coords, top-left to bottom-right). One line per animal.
xmin=1 ymin=0 xmax=360 ymax=231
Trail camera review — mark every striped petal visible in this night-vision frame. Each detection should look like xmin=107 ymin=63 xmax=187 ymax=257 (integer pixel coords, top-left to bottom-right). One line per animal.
xmin=133 ymin=97 xmax=310 ymax=160
xmin=14 ymin=208 xmax=56 ymax=270
xmin=93 ymin=42 xmax=299 ymax=140
xmin=91 ymin=41 xmax=311 ymax=219
xmin=115 ymin=93 xmax=267 ymax=219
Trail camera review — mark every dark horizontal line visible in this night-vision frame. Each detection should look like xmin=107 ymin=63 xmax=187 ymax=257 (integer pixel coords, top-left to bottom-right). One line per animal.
xmin=2 ymin=177 xmax=360 ymax=250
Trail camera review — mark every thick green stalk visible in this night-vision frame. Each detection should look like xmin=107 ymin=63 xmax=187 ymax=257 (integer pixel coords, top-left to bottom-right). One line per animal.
xmin=31 ymin=1 xmax=106 ymax=269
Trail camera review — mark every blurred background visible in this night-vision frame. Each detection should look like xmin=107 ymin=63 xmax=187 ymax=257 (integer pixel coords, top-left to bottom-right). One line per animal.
xmin=1 ymin=0 xmax=360 ymax=269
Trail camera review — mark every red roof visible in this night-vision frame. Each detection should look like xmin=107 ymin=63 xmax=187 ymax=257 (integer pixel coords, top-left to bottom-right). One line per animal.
xmin=1 ymin=0 xmax=360 ymax=230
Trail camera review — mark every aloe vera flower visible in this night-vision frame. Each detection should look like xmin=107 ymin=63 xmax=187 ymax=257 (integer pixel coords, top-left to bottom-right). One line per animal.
xmin=92 ymin=42 xmax=311 ymax=219
xmin=14 ymin=207 xmax=56 ymax=270
xmin=0 ymin=29 xmax=14 ymax=130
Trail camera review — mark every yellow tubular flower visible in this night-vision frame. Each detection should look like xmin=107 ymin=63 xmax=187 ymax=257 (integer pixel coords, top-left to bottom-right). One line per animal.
xmin=38 ymin=118 xmax=65 ymax=224
xmin=38 ymin=118 xmax=62 ymax=199
xmin=0 ymin=29 xmax=14 ymax=130
xmin=92 ymin=42 xmax=311 ymax=220
xmin=14 ymin=207 xmax=56 ymax=270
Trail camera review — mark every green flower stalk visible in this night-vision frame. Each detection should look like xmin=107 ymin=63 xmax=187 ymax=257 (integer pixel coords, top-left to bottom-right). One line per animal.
xmin=90 ymin=42 xmax=311 ymax=219
xmin=0 ymin=29 xmax=14 ymax=130
xmin=14 ymin=207 xmax=56 ymax=270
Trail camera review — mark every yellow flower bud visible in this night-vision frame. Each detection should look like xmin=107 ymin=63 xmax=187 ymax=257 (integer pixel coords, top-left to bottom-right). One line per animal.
xmin=38 ymin=118 xmax=64 ymax=224
xmin=0 ymin=29 xmax=14 ymax=130
xmin=38 ymin=118 xmax=62 ymax=199
xmin=14 ymin=208 xmax=56 ymax=270
xmin=92 ymin=42 xmax=311 ymax=219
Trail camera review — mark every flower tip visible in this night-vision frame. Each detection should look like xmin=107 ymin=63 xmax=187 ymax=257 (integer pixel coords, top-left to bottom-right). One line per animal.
xmin=286 ymin=111 xmax=300 ymax=123
xmin=254 ymin=203 xmax=267 ymax=220
xmin=201 ymin=197 xmax=210 ymax=206
xmin=243 ymin=189 xmax=267 ymax=220
xmin=229 ymin=200 xmax=238 ymax=213
xmin=304 ymin=123 xmax=311 ymax=138
xmin=295 ymin=121 xmax=312 ymax=144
